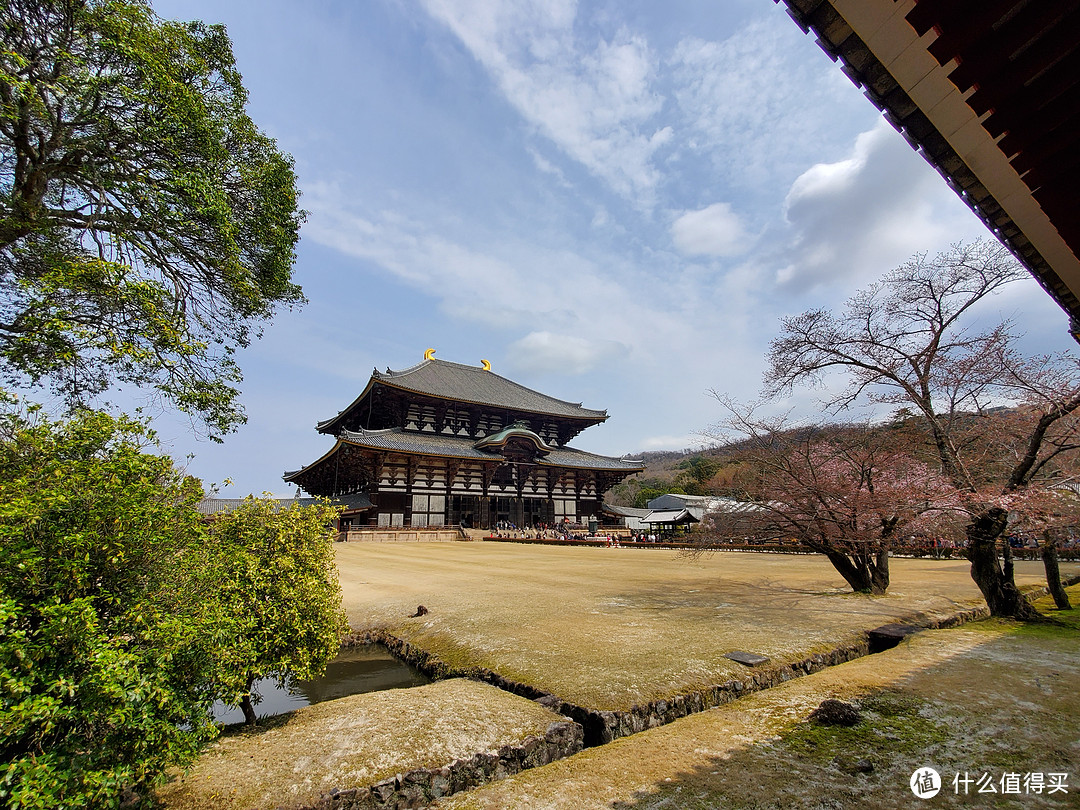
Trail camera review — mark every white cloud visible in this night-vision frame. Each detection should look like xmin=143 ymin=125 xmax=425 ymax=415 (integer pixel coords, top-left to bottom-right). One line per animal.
xmin=508 ymin=331 xmax=629 ymax=375
xmin=418 ymin=0 xmax=668 ymax=202
xmin=670 ymin=203 xmax=749 ymax=257
xmin=669 ymin=19 xmax=866 ymax=190
xmin=526 ymin=146 xmax=572 ymax=186
xmin=638 ymin=433 xmax=700 ymax=451
xmin=299 ymin=179 xmax=774 ymax=420
xmin=302 ymin=181 xmax=686 ymax=352
xmin=775 ymin=120 xmax=985 ymax=292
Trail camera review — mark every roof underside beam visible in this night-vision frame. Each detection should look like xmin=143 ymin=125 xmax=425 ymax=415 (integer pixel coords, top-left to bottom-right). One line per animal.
xmin=777 ymin=0 xmax=1080 ymax=334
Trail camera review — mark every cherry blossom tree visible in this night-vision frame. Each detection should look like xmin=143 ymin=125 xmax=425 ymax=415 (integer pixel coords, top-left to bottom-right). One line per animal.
xmin=765 ymin=240 xmax=1080 ymax=618
xmin=701 ymin=403 xmax=957 ymax=594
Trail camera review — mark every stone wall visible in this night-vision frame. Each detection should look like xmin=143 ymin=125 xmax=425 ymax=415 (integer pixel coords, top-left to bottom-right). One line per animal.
xmin=361 ymin=574 xmax=1080 ymax=748
xmin=366 ymin=630 xmax=872 ymax=747
xmin=298 ymin=720 xmax=582 ymax=810
xmin=344 ymin=527 xmax=467 ymax=542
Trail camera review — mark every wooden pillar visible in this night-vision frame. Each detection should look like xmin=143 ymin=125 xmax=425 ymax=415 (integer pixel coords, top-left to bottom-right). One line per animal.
xmin=445 ymin=460 xmax=459 ymax=525
xmin=480 ymin=462 xmax=497 ymax=530
xmin=404 ymin=457 xmax=418 ymax=526
xmin=365 ymin=453 xmax=385 ymax=527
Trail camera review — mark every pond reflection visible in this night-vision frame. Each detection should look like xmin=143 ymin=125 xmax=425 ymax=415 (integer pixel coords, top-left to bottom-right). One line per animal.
xmin=212 ymin=644 xmax=430 ymax=724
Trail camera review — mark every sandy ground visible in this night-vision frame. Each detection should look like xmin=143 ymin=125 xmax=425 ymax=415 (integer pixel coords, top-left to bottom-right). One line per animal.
xmin=335 ymin=542 xmax=1073 ymax=710
xmin=437 ymin=589 xmax=1080 ymax=810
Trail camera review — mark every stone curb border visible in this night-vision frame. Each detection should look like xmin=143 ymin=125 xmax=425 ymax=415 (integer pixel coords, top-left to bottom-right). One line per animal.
xmin=363 ymin=630 xmax=869 ymax=748
xmin=293 ymin=719 xmax=582 ymax=810
xmin=316 ymin=574 xmax=1078 ymax=808
xmin=352 ymin=574 xmax=1080 ymax=749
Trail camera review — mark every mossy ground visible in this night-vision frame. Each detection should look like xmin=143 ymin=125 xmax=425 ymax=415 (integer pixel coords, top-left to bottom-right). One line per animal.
xmin=336 ymin=542 xmax=1073 ymax=711
xmin=155 ymin=679 xmax=566 ymax=810
xmin=439 ymin=586 xmax=1080 ymax=809
xmin=781 ymin=690 xmax=950 ymax=765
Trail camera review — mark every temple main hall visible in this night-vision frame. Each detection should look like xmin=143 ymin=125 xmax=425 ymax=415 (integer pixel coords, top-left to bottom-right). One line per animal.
xmin=284 ymin=352 xmax=644 ymax=531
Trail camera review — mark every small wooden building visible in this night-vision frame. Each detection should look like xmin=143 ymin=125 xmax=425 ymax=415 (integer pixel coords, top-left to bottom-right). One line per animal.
xmin=284 ymin=355 xmax=644 ymax=531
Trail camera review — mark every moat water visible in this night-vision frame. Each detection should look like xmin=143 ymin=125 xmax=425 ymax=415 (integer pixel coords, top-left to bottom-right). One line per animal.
xmin=212 ymin=644 xmax=431 ymax=724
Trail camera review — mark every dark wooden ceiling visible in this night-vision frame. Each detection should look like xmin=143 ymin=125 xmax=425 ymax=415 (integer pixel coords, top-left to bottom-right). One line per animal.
xmin=907 ymin=0 xmax=1080 ymax=266
xmin=778 ymin=0 xmax=1080 ymax=329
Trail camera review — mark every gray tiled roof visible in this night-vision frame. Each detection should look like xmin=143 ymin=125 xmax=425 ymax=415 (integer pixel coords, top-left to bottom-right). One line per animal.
xmin=339 ymin=427 xmax=492 ymax=460
xmin=331 ymin=427 xmax=643 ymax=471
xmin=543 ymin=445 xmax=645 ymax=471
xmin=317 ymin=358 xmax=612 ymax=435
xmin=640 ymin=508 xmax=700 ymax=524
xmin=381 ymin=359 xmax=608 ymax=418
xmin=602 ymin=504 xmax=653 ymax=517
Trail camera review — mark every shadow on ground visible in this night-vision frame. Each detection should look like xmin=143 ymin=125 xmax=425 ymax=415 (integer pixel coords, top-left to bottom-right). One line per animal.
xmin=609 ymin=611 xmax=1079 ymax=810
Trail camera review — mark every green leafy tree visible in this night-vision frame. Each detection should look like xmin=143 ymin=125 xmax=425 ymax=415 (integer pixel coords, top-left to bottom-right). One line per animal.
xmin=0 ymin=402 xmax=221 ymax=809
xmin=209 ymin=498 xmax=348 ymax=725
xmin=0 ymin=403 xmax=352 ymax=804
xmin=0 ymin=0 xmax=304 ymax=437
xmin=675 ymin=455 xmax=721 ymax=489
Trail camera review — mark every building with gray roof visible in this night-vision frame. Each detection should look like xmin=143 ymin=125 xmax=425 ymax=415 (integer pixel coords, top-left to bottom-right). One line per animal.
xmin=285 ymin=352 xmax=643 ymax=531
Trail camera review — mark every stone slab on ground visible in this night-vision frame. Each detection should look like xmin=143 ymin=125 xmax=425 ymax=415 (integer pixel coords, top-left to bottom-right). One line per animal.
xmin=435 ymin=590 xmax=1080 ymax=810
xmin=723 ymin=650 xmax=771 ymax=666
xmin=156 ymin=679 xmax=578 ymax=810
xmin=336 ymin=542 xmax=1076 ymax=711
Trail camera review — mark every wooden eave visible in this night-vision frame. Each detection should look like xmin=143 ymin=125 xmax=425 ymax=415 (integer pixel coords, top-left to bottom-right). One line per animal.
xmin=284 ymin=430 xmax=644 ymax=494
xmin=317 ymin=378 xmax=609 ymax=436
xmin=778 ymin=0 xmax=1080 ymax=333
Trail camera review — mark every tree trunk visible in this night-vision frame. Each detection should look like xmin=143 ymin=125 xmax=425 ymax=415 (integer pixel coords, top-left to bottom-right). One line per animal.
xmin=240 ymin=674 xmax=258 ymax=725
xmin=1040 ymin=530 xmax=1071 ymax=610
xmin=822 ymin=548 xmax=873 ymax=593
xmin=966 ymin=508 xmax=1041 ymax=620
xmin=869 ymin=546 xmax=890 ymax=596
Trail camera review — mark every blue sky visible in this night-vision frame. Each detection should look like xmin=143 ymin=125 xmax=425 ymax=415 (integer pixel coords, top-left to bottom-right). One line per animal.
xmin=145 ymin=0 xmax=1075 ymax=496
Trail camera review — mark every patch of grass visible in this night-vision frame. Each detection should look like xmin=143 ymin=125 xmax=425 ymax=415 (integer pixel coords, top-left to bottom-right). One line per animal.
xmin=782 ymin=690 xmax=950 ymax=766
xmin=986 ymin=584 xmax=1080 ymax=640
xmin=1027 ymin=583 xmax=1080 ymax=630
xmin=958 ymin=585 xmax=1080 ymax=640
xmin=598 ymin=691 xmax=956 ymax=810
xmin=338 ymin=544 xmax=1077 ymax=711
xmin=1013 ymin=612 xmax=1080 ymax=640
